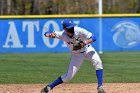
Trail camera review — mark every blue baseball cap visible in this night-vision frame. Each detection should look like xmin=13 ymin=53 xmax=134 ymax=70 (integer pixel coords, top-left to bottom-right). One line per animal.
xmin=62 ymin=19 xmax=76 ymax=29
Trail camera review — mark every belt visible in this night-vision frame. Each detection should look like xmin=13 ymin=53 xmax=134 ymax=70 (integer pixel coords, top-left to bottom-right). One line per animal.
xmin=80 ymin=51 xmax=85 ymax=53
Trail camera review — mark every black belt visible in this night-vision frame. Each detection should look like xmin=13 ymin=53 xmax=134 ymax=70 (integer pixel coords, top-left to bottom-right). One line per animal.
xmin=80 ymin=51 xmax=85 ymax=53
xmin=79 ymin=45 xmax=90 ymax=53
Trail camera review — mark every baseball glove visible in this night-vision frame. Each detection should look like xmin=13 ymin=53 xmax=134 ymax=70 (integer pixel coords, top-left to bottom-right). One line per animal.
xmin=73 ymin=38 xmax=85 ymax=51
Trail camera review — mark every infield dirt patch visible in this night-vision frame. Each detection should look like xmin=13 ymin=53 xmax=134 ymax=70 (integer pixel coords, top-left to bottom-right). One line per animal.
xmin=0 ymin=83 xmax=140 ymax=93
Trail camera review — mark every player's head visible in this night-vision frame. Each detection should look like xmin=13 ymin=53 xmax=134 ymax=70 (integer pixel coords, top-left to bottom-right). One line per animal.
xmin=62 ymin=19 xmax=76 ymax=29
xmin=62 ymin=19 xmax=76 ymax=35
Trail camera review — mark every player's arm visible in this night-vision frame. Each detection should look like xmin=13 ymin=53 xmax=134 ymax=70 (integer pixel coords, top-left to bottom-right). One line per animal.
xmin=79 ymin=27 xmax=96 ymax=45
xmin=44 ymin=32 xmax=56 ymax=38
xmin=84 ymin=35 xmax=96 ymax=45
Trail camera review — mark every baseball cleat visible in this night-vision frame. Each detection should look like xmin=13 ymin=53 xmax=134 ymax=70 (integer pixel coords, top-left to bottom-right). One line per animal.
xmin=97 ymin=86 xmax=106 ymax=93
xmin=41 ymin=85 xmax=51 ymax=93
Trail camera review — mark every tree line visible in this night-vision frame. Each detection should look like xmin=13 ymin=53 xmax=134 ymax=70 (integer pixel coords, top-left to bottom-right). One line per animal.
xmin=0 ymin=0 xmax=140 ymax=15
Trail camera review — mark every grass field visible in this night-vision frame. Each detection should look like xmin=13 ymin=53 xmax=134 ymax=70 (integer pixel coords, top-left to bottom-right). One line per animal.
xmin=0 ymin=52 xmax=140 ymax=84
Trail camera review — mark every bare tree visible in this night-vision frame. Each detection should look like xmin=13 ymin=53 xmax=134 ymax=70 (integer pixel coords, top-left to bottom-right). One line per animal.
xmin=0 ymin=0 xmax=140 ymax=15
xmin=10 ymin=0 xmax=20 ymax=15
xmin=7 ymin=0 xmax=11 ymax=14
xmin=33 ymin=0 xmax=40 ymax=14
xmin=134 ymin=0 xmax=140 ymax=13
xmin=0 ymin=0 xmax=5 ymax=15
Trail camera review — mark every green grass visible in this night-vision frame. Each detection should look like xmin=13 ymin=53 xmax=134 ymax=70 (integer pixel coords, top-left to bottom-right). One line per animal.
xmin=0 ymin=52 xmax=140 ymax=84
xmin=101 ymin=52 xmax=140 ymax=83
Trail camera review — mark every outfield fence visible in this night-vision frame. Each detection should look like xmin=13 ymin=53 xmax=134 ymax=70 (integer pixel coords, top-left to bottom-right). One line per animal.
xmin=0 ymin=14 xmax=140 ymax=52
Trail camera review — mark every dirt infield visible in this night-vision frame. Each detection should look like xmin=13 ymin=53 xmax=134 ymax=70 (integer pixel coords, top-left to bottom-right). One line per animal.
xmin=0 ymin=83 xmax=140 ymax=93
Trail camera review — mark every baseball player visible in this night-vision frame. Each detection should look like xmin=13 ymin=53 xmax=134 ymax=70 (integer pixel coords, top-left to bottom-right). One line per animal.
xmin=41 ymin=19 xmax=106 ymax=93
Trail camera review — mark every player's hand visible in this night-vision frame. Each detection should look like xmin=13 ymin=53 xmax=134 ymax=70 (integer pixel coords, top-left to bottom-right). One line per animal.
xmin=44 ymin=32 xmax=56 ymax=38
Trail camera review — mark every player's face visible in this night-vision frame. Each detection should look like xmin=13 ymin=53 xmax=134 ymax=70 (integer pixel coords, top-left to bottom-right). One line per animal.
xmin=64 ymin=27 xmax=74 ymax=38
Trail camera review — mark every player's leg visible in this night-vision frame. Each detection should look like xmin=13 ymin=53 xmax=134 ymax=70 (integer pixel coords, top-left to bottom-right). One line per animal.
xmin=41 ymin=53 xmax=84 ymax=93
xmin=61 ymin=53 xmax=84 ymax=82
xmin=41 ymin=76 xmax=63 ymax=93
xmin=86 ymin=51 xmax=105 ymax=93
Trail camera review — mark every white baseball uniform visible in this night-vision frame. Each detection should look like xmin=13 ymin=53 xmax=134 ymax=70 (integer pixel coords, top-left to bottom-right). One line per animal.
xmin=54 ymin=26 xmax=103 ymax=82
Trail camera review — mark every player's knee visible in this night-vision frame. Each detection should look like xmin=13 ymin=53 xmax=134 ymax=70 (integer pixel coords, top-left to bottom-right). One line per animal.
xmin=93 ymin=60 xmax=103 ymax=70
xmin=96 ymin=66 xmax=103 ymax=70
